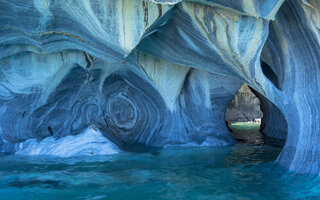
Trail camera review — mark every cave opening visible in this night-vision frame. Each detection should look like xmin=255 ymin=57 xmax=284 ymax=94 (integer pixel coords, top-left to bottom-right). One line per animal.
xmin=225 ymin=83 xmax=264 ymax=144
xmin=225 ymin=83 xmax=288 ymax=147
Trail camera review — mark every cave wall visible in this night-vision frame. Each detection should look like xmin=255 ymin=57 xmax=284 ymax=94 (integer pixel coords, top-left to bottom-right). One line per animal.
xmin=260 ymin=0 xmax=320 ymax=174
xmin=254 ymin=92 xmax=288 ymax=140
xmin=0 ymin=0 xmax=319 ymax=174
xmin=0 ymin=49 xmax=241 ymax=148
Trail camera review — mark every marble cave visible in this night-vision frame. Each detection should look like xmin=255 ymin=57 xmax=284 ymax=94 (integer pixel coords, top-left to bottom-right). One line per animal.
xmin=1 ymin=0 xmax=320 ymax=199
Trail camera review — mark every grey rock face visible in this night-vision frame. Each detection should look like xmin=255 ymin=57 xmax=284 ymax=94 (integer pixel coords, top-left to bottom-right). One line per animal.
xmin=0 ymin=0 xmax=319 ymax=174
xmin=225 ymin=83 xmax=287 ymax=140
xmin=225 ymin=84 xmax=263 ymax=122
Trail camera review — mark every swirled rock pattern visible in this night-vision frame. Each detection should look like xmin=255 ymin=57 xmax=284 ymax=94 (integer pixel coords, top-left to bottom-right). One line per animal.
xmin=0 ymin=49 xmax=240 ymax=148
xmin=261 ymin=0 xmax=320 ymax=174
xmin=0 ymin=0 xmax=320 ymax=174
xmin=0 ymin=0 xmax=172 ymax=60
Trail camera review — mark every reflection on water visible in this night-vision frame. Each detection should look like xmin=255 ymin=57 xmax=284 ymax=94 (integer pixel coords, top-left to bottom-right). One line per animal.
xmin=0 ymin=143 xmax=319 ymax=200
xmin=229 ymin=122 xmax=265 ymax=144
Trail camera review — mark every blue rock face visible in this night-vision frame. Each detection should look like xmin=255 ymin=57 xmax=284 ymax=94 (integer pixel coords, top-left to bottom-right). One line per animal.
xmin=0 ymin=0 xmax=319 ymax=174
xmin=261 ymin=0 xmax=320 ymax=174
xmin=0 ymin=50 xmax=239 ymax=147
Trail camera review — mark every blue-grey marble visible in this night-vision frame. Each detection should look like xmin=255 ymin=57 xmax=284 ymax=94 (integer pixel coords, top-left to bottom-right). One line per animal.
xmin=0 ymin=0 xmax=319 ymax=175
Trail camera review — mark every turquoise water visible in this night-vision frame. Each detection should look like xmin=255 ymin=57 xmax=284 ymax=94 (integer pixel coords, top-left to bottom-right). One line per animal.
xmin=0 ymin=143 xmax=320 ymax=200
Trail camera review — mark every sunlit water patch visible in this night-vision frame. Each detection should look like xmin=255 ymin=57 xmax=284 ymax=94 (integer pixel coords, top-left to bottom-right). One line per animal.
xmin=0 ymin=143 xmax=319 ymax=200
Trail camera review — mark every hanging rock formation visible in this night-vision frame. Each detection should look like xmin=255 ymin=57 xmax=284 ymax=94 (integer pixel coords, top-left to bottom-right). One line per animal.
xmin=0 ymin=0 xmax=319 ymax=174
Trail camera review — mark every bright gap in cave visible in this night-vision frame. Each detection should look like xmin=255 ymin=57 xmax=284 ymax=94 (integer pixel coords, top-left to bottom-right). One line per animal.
xmin=225 ymin=83 xmax=264 ymax=144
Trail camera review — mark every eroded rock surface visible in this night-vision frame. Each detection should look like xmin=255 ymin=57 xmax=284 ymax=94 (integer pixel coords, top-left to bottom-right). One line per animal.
xmin=0 ymin=0 xmax=319 ymax=174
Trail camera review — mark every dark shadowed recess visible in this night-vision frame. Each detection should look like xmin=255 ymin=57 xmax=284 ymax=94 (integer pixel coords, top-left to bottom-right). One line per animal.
xmin=261 ymin=61 xmax=281 ymax=90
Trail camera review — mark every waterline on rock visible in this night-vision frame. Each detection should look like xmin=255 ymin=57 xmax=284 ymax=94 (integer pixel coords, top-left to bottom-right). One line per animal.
xmin=15 ymin=125 xmax=119 ymax=157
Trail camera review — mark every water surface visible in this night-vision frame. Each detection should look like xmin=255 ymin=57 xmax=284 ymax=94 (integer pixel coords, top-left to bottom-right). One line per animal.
xmin=1 ymin=143 xmax=319 ymax=200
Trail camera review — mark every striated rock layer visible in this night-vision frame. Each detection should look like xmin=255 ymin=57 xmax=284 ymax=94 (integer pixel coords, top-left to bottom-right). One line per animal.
xmin=0 ymin=0 xmax=319 ymax=174
xmin=261 ymin=0 xmax=320 ymax=174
